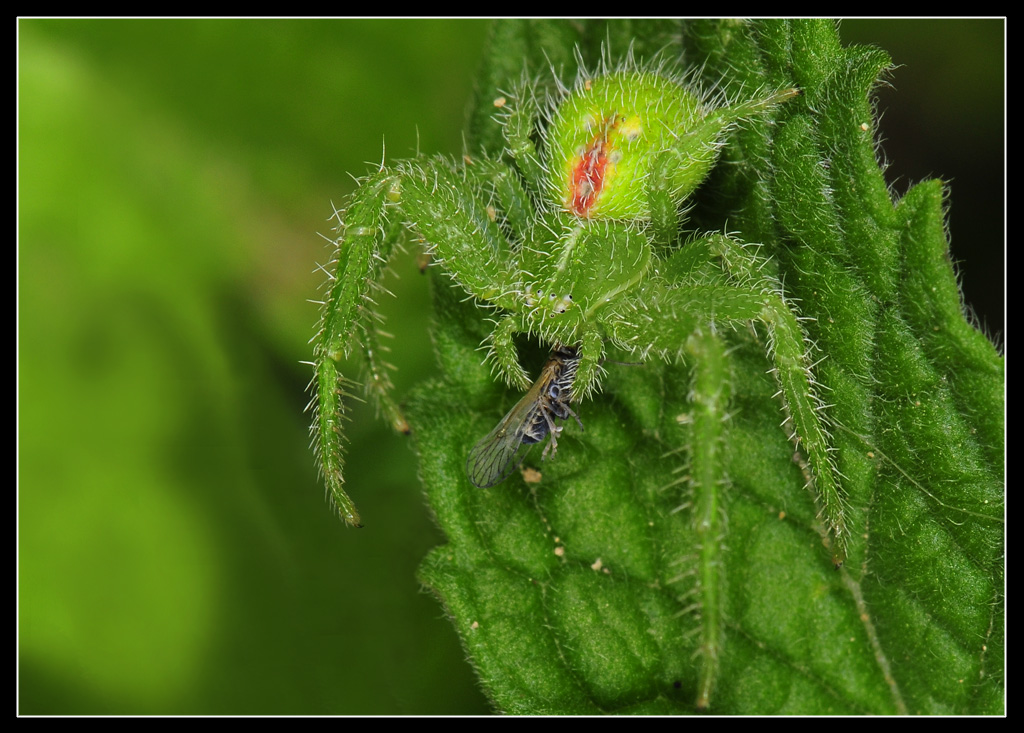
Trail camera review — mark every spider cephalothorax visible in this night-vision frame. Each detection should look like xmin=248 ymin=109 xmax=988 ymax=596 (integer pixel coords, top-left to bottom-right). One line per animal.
xmin=309 ymin=54 xmax=849 ymax=566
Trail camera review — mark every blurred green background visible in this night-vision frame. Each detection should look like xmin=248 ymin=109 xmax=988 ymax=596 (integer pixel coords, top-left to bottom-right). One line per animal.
xmin=18 ymin=19 xmax=1003 ymax=715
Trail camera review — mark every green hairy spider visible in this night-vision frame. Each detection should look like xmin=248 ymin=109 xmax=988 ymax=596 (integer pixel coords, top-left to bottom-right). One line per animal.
xmin=309 ymin=54 xmax=850 ymax=567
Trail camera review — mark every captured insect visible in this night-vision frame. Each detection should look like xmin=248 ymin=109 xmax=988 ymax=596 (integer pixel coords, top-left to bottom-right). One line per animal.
xmin=466 ymin=344 xmax=584 ymax=489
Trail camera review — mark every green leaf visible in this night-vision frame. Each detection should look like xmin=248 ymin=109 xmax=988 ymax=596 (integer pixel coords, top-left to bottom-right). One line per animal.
xmin=406 ymin=20 xmax=1003 ymax=714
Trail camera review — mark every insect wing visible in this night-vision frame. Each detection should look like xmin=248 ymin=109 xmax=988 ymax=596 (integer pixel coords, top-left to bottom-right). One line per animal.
xmin=466 ymin=392 xmax=543 ymax=489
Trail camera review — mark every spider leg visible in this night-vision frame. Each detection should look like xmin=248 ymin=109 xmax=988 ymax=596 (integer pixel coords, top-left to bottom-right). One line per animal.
xmin=311 ymin=169 xmax=406 ymax=527
xmin=709 ymin=234 xmax=849 ymax=566
xmin=487 ymin=316 xmax=531 ymax=391
xmin=571 ymin=328 xmax=606 ymax=401
xmin=608 ymin=233 xmax=849 ymax=565
xmin=501 ymin=80 xmax=548 ymax=201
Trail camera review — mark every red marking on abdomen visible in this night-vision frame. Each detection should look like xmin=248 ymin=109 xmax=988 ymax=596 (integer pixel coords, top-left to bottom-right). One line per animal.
xmin=569 ymin=118 xmax=619 ymax=217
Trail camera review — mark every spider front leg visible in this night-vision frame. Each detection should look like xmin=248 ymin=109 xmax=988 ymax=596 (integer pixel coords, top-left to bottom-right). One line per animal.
xmin=611 ymin=233 xmax=849 ymax=566
xmin=310 ymin=169 xmax=408 ymax=527
xmin=709 ymin=234 xmax=848 ymax=567
xmin=396 ymin=158 xmax=523 ymax=312
xmin=313 ymin=156 xmax=528 ymax=526
xmin=487 ymin=316 xmax=531 ymax=391
xmin=396 ymin=156 xmax=537 ymax=393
